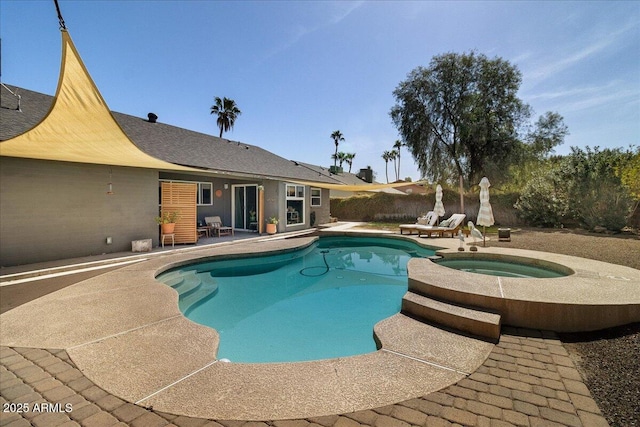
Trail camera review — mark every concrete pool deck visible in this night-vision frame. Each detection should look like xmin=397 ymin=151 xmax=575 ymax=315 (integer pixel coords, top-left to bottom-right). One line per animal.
xmin=1 ymin=226 xmax=638 ymax=422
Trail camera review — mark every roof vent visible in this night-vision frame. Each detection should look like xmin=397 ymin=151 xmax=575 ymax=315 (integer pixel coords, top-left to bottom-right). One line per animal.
xmin=147 ymin=112 xmax=158 ymax=123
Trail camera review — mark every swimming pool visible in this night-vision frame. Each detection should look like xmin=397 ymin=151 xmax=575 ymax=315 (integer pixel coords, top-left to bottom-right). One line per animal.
xmin=157 ymin=236 xmax=436 ymax=363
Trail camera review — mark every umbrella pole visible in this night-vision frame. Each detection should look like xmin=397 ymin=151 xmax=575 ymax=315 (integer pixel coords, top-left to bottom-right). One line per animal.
xmin=483 ymin=225 xmax=486 ymax=247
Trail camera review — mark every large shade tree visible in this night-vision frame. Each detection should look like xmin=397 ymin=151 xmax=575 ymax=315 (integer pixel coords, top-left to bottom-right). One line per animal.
xmin=210 ymin=97 xmax=242 ymax=138
xmin=390 ymin=51 xmax=532 ymax=186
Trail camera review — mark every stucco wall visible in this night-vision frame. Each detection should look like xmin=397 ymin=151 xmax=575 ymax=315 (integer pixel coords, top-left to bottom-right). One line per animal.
xmin=0 ymin=158 xmax=158 ymax=267
xmin=310 ymin=188 xmax=331 ymax=226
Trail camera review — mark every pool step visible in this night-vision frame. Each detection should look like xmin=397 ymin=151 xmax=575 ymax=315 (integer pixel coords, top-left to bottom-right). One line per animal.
xmin=171 ymin=274 xmax=201 ymax=296
xmin=401 ymin=291 xmax=501 ymax=341
xmin=179 ymin=280 xmax=218 ymax=315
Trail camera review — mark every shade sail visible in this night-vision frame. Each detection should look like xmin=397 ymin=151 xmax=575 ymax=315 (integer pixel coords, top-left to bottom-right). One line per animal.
xmin=289 ymin=180 xmax=426 ymax=192
xmin=0 ymin=30 xmax=197 ymax=172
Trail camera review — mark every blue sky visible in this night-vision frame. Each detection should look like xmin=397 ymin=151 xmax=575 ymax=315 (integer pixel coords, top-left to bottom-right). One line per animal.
xmin=1 ymin=0 xmax=638 ymax=182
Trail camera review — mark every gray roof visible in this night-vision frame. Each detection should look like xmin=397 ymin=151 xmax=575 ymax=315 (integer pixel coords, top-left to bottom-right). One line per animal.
xmin=1 ymin=85 xmax=339 ymax=184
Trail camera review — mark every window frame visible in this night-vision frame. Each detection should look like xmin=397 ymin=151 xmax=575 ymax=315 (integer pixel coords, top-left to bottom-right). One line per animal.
xmin=310 ymin=187 xmax=321 ymax=207
xmin=285 ymin=184 xmax=305 ymax=226
xmin=197 ymin=182 xmax=213 ymax=206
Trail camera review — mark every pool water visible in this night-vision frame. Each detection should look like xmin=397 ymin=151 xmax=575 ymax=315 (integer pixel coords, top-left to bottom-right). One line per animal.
xmin=436 ymin=258 xmax=567 ymax=278
xmin=157 ymin=237 xmax=435 ymax=363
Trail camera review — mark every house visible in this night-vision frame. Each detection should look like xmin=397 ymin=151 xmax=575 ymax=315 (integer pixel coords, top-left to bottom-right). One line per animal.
xmin=0 ymin=31 xmax=340 ymax=267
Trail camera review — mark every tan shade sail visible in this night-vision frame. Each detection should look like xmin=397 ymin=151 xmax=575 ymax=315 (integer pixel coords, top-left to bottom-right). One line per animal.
xmin=289 ymin=180 xmax=426 ymax=192
xmin=0 ymin=31 xmax=197 ymax=172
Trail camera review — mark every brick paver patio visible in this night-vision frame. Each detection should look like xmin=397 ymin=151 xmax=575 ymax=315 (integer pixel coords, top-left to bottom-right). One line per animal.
xmin=1 ymin=327 xmax=609 ymax=427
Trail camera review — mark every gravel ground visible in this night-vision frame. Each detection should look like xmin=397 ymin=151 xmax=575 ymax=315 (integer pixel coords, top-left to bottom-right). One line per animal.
xmin=487 ymin=228 xmax=640 ymax=427
xmin=488 ymin=227 xmax=640 ymax=270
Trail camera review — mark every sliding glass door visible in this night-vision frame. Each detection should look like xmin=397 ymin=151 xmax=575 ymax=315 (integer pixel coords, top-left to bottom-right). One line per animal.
xmin=232 ymin=184 xmax=258 ymax=231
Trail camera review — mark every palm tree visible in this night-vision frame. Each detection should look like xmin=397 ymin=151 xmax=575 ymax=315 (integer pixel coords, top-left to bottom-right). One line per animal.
xmin=382 ymin=151 xmax=392 ymax=183
xmin=330 ymin=130 xmax=345 ymax=167
xmin=393 ymin=140 xmax=403 ymax=180
xmin=336 ymin=152 xmax=348 ymax=168
xmin=389 ymin=150 xmax=399 ymax=181
xmin=344 ymin=153 xmax=356 ymax=172
xmin=210 ymin=97 xmax=241 ymax=138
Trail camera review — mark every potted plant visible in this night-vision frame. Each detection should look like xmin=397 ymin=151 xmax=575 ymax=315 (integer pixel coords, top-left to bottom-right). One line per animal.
xmin=155 ymin=211 xmax=180 ymax=234
xmin=266 ymin=216 xmax=278 ymax=234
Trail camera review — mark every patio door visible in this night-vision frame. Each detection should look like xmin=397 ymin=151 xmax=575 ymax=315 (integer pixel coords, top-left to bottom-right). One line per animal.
xmin=232 ymin=184 xmax=258 ymax=231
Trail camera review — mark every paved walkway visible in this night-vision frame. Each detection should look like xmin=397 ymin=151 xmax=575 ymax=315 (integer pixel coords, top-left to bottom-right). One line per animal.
xmin=1 ymin=326 xmax=609 ymax=427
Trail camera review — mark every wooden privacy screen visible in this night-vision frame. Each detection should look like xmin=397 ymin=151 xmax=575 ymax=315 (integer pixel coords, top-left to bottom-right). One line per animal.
xmin=161 ymin=182 xmax=197 ymax=244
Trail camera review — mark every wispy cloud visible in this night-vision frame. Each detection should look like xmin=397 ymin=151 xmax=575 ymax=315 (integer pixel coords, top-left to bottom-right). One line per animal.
xmin=262 ymin=1 xmax=365 ymax=60
xmin=328 ymin=1 xmax=364 ymax=25
xmin=528 ymin=81 xmax=639 ymax=113
xmin=523 ymin=19 xmax=638 ymax=84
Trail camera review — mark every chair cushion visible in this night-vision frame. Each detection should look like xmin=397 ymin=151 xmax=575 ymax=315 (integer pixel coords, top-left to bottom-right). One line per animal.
xmin=439 ymin=218 xmax=453 ymax=228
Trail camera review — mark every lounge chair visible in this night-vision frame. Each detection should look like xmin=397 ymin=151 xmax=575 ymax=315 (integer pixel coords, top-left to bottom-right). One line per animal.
xmin=408 ymin=213 xmax=467 ymax=238
xmin=204 ymin=216 xmax=234 ymax=237
xmin=399 ymin=211 xmax=437 ymax=235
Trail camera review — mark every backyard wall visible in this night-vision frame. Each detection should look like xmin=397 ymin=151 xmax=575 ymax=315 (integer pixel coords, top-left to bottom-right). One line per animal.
xmin=0 ymin=158 xmax=158 ymax=267
xmin=330 ymin=190 xmax=523 ymax=227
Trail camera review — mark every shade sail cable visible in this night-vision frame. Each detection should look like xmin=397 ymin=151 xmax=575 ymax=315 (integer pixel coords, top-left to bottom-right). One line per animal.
xmin=54 ymin=0 xmax=67 ymax=30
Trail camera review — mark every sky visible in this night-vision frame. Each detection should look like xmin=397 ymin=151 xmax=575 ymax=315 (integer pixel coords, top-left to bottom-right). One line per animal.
xmin=1 ymin=0 xmax=638 ymax=183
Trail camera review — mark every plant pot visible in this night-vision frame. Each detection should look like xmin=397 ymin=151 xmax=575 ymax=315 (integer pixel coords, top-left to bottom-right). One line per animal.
xmin=161 ymin=223 xmax=176 ymax=234
xmin=266 ymin=223 xmax=277 ymax=234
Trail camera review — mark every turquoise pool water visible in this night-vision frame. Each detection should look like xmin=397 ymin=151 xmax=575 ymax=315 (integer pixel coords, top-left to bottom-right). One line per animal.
xmin=436 ymin=258 xmax=567 ymax=278
xmin=157 ymin=236 xmax=435 ymax=363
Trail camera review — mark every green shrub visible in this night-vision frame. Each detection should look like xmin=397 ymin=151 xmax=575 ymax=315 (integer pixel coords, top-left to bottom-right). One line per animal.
xmin=514 ymin=171 xmax=569 ymax=227
xmin=514 ymin=146 xmax=635 ymax=231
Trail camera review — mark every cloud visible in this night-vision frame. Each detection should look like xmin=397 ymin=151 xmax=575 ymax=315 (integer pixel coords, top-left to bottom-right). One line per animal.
xmin=528 ymin=81 xmax=639 ymax=113
xmin=262 ymin=1 xmax=365 ymax=60
xmin=523 ymin=19 xmax=638 ymax=84
xmin=328 ymin=1 xmax=365 ymax=25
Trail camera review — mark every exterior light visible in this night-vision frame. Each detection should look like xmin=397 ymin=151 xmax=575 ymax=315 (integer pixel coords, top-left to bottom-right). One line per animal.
xmin=107 ymin=168 xmax=114 ymax=195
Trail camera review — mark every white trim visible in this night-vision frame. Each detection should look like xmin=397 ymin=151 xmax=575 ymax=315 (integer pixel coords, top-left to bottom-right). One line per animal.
xmin=310 ymin=187 xmax=321 ymax=207
xmin=285 ymin=183 xmax=305 ymax=227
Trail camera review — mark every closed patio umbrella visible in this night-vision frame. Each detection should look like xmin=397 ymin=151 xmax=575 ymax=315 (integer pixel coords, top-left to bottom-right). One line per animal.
xmin=476 ymin=177 xmax=494 ymax=247
xmin=434 ymin=184 xmax=446 ymax=223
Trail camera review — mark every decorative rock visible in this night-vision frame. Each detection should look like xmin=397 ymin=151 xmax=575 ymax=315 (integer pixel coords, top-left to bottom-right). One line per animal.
xmin=131 ymin=239 xmax=152 ymax=252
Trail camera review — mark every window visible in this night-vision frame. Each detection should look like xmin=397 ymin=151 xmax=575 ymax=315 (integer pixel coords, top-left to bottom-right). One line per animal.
xmin=198 ymin=182 xmax=212 ymax=206
xmin=311 ymin=188 xmax=321 ymax=207
xmin=286 ymin=184 xmax=305 ymax=225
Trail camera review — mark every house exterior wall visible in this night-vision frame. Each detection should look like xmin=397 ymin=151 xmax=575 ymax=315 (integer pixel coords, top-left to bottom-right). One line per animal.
xmin=310 ymin=188 xmax=331 ymax=225
xmin=0 ymin=157 xmax=158 ymax=267
xmin=262 ymin=180 xmax=282 ymax=232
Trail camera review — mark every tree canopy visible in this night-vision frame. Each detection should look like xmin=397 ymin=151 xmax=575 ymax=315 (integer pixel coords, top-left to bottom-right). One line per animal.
xmin=390 ymin=51 xmax=565 ymax=186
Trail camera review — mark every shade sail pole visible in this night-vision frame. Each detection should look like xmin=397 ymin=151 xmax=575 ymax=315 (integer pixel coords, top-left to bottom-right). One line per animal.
xmin=54 ymin=0 xmax=67 ymax=30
